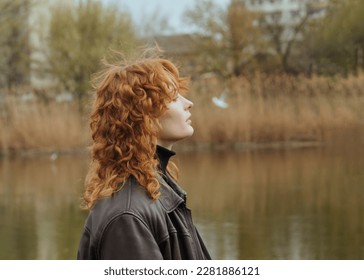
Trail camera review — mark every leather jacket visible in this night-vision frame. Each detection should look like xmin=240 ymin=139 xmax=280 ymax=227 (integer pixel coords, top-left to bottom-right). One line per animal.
xmin=77 ymin=175 xmax=211 ymax=260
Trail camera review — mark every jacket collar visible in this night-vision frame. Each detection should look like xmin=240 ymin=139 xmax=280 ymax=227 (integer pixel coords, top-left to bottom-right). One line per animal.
xmin=158 ymin=173 xmax=186 ymax=213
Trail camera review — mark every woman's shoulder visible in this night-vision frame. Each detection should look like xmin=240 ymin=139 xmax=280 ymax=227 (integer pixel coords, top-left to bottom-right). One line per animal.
xmin=89 ymin=176 xmax=164 ymax=226
xmin=114 ymin=176 xmax=163 ymax=215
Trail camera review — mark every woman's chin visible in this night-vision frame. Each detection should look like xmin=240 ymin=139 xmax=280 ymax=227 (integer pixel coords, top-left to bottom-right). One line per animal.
xmin=178 ymin=128 xmax=194 ymax=141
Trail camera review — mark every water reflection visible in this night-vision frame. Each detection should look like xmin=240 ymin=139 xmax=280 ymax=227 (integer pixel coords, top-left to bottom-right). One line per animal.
xmin=0 ymin=154 xmax=88 ymax=259
xmin=0 ymin=144 xmax=363 ymax=259
xmin=177 ymin=145 xmax=364 ymax=259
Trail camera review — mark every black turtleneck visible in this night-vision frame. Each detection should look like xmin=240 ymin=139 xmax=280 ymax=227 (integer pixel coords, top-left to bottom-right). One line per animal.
xmin=156 ymin=145 xmax=176 ymax=176
xmin=156 ymin=145 xmax=186 ymax=200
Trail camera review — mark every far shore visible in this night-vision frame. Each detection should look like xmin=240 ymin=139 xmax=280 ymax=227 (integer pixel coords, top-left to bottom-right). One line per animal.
xmin=0 ymin=140 xmax=326 ymax=158
xmin=1 ymin=73 xmax=364 ymax=156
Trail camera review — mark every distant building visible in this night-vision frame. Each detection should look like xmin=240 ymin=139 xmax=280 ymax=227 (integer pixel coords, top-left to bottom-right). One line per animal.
xmin=152 ymin=34 xmax=201 ymax=76
xmin=240 ymin=0 xmax=330 ymax=71
xmin=244 ymin=0 xmax=328 ymax=40
xmin=244 ymin=0 xmax=328 ymax=24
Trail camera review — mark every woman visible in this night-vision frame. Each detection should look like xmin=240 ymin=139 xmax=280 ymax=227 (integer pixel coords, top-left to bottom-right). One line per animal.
xmin=77 ymin=54 xmax=211 ymax=260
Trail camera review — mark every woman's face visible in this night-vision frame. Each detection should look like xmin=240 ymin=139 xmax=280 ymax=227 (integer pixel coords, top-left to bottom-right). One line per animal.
xmin=158 ymin=94 xmax=194 ymax=149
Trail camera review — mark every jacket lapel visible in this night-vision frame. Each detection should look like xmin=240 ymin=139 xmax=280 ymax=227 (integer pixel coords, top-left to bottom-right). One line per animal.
xmin=158 ymin=174 xmax=185 ymax=213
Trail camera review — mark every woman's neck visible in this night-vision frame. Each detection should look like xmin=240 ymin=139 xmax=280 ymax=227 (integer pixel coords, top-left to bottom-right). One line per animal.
xmin=156 ymin=140 xmax=173 ymax=150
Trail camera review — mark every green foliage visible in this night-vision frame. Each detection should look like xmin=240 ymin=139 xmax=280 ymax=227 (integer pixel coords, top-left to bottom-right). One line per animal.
xmin=0 ymin=0 xmax=31 ymax=88
xmin=309 ymin=0 xmax=364 ymax=75
xmin=45 ymin=0 xmax=137 ymax=108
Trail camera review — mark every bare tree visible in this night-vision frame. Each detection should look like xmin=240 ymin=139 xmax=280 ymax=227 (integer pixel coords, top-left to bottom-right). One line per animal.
xmin=184 ymin=0 xmax=263 ymax=78
xmin=259 ymin=1 xmax=318 ymax=73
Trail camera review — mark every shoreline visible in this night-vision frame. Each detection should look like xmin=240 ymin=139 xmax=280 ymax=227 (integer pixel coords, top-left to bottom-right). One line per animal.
xmin=0 ymin=140 xmax=323 ymax=158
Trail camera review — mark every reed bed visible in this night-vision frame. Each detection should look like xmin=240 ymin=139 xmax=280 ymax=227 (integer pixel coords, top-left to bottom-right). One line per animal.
xmin=0 ymin=97 xmax=88 ymax=154
xmin=187 ymin=73 xmax=364 ymax=148
xmin=0 ymin=73 xmax=363 ymax=154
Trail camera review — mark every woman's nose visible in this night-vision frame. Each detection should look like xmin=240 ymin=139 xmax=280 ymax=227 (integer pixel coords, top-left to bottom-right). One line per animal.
xmin=184 ymin=97 xmax=193 ymax=109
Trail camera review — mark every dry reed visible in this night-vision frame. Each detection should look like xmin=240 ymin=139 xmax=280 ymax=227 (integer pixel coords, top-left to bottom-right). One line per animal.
xmin=187 ymin=73 xmax=364 ymax=148
xmin=0 ymin=73 xmax=363 ymax=154
xmin=0 ymin=96 xmax=89 ymax=154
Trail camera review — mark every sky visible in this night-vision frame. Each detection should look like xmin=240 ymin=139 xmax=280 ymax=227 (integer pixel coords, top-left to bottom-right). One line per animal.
xmin=102 ymin=0 xmax=230 ymax=34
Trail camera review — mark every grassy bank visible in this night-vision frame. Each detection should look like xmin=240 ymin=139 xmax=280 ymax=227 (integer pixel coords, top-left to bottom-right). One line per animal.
xmin=1 ymin=74 xmax=364 ymax=154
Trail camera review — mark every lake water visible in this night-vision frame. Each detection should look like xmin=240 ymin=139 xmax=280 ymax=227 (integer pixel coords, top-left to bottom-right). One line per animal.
xmin=1 ymin=142 xmax=363 ymax=259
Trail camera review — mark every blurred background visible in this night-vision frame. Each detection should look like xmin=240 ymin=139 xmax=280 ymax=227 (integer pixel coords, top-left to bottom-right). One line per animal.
xmin=0 ymin=0 xmax=363 ymax=259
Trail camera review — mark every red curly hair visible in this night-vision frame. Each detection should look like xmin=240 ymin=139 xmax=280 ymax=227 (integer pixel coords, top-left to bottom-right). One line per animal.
xmin=82 ymin=57 xmax=189 ymax=210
